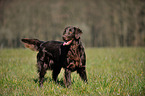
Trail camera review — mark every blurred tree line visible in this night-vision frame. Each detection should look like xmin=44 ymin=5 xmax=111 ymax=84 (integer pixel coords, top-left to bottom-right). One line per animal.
xmin=0 ymin=0 xmax=145 ymax=48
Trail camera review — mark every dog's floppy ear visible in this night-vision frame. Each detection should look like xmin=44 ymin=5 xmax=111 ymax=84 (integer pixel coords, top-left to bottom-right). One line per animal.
xmin=75 ymin=27 xmax=82 ymax=39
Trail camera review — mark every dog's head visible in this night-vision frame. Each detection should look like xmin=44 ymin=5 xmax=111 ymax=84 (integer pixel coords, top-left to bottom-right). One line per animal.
xmin=62 ymin=26 xmax=82 ymax=42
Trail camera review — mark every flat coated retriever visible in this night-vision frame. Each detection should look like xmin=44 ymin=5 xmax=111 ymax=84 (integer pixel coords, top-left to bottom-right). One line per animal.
xmin=21 ymin=26 xmax=87 ymax=87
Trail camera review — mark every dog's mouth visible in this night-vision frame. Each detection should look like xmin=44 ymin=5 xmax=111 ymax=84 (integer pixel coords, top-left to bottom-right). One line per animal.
xmin=63 ymin=40 xmax=73 ymax=46
xmin=62 ymin=34 xmax=74 ymax=46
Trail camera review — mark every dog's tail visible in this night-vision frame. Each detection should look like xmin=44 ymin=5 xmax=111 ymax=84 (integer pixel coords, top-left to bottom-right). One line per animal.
xmin=21 ymin=38 xmax=44 ymax=51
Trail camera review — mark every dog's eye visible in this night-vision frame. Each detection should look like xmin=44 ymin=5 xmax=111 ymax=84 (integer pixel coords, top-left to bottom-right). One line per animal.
xmin=69 ymin=31 xmax=72 ymax=34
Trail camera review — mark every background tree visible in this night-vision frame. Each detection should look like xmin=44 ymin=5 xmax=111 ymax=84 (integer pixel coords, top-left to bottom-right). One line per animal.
xmin=0 ymin=0 xmax=144 ymax=48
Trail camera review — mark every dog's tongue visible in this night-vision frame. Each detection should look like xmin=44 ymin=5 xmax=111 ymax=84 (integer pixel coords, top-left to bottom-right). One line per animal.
xmin=63 ymin=40 xmax=73 ymax=46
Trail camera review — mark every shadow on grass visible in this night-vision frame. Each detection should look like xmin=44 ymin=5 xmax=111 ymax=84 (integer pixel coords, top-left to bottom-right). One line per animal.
xmin=33 ymin=77 xmax=49 ymax=83
xmin=56 ymin=79 xmax=65 ymax=87
xmin=33 ymin=77 xmax=69 ymax=88
xmin=56 ymin=78 xmax=75 ymax=88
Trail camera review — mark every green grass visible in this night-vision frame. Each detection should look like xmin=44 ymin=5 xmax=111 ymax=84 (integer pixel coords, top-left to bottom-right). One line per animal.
xmin=0 ymin=48 xmax=145 ymax=96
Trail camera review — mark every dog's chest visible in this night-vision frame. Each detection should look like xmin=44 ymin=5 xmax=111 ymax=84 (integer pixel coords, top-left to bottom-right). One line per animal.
xmin=66 ymin=42 xmax=82 ymax=71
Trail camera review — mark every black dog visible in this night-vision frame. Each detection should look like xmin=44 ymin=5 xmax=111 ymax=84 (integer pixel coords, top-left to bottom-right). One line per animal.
xmin=21 ymin=26 xmax=87 ymax=87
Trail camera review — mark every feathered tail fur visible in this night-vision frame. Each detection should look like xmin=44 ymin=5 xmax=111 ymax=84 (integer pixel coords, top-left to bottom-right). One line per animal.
xmin=21 ymin=38 xmax=44 ymax=51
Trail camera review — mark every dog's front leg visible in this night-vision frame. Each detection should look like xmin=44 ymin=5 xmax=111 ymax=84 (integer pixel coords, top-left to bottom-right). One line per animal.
xmin=77 ymin=67 xmax=88 ymax=83
xmin=64 ymin=69 xmax=71 ymax=88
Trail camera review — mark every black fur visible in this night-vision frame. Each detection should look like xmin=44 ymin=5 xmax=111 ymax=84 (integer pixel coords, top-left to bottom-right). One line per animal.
xmin=21 ymin=26 xmax=87 ymax=87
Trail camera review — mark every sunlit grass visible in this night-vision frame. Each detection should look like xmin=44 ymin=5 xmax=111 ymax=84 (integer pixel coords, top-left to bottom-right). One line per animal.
xmin=0 ymin=48 xmax=144 ymax=95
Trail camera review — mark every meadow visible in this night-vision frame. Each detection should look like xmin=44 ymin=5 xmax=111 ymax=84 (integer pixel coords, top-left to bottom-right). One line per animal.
xmin=0 ymin=48 xmax=144 ymax=96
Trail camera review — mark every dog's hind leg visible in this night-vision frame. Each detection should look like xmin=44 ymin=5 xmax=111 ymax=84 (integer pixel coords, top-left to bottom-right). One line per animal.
xmin=39 ymin=68 xmax=46 ymax=87
xmin=37 ymin=61 xmax=46 ymax=87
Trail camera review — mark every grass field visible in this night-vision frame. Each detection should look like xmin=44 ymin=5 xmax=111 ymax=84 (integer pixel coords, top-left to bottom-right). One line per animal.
xmin=0 ymin=48 xmax=145 ymax=96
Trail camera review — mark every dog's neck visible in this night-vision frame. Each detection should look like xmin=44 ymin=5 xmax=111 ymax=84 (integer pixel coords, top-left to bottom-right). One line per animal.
xmin=72 ymin=39 xmax=81 ymax=46
xmin=69 ymin=39 xmax=81 ymax=56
